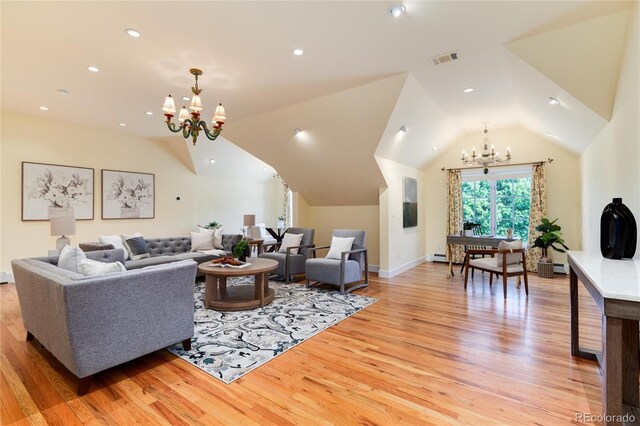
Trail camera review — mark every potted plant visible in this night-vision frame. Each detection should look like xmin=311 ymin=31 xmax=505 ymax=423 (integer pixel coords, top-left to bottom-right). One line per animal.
xmin=532 ymin=217 xmax=569 ymax=278
xmin=462 ymin=221 xmax=478 ymax=237
xmin=276 ymin=216 xmax=285 ymax=229
xmin=204 ymin=221 xmax=221 ymax=230
xmin=232 ymin=239 xmax=250 ymax=262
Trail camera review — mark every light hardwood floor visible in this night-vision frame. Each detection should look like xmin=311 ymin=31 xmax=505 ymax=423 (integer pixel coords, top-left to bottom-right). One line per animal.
xmin=1 ymin=262 xmax=612 ymax=425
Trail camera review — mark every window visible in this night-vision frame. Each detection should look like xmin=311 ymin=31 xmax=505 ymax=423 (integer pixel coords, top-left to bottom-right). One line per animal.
xmin=461 ymin=167 xmax=532 ymax=243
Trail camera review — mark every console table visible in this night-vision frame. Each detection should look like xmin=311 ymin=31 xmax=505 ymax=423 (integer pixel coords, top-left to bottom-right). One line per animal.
xmin=568 ymin=251 xmax=639 ymax=425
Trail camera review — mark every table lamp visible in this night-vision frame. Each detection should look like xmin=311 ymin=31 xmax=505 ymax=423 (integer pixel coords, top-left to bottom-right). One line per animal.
xmin=50 ymin=215 xmax=76 ymax=251
xmin=243 ymin=214 xmax=256 ymax=227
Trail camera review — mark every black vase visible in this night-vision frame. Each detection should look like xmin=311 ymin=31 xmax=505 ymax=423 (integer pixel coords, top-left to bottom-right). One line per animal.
xmin=600 ymin=198 xmax=637 ymax=259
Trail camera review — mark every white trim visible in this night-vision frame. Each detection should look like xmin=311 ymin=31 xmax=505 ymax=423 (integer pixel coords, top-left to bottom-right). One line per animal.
xmin=461 ymin=165 xmax=532 ymax=182
xmin=378 ymin=256 xmax=427 ymax=278
xmin=0 ymin=272 xmax=14 ymax=283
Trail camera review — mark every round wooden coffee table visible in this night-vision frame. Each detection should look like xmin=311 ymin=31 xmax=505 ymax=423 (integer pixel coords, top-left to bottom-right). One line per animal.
xmin=198 ymin=258 xmax=278 ymax=311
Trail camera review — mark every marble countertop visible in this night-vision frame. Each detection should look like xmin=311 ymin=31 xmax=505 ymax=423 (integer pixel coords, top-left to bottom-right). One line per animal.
xmin=568 ymin=251 xmax=640 ymax=302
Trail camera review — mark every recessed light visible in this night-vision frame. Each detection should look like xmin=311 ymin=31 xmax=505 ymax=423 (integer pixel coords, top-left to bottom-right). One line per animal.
xmin=145 ymin=111 xmax=153 ymax=116
xmin=125 ymin=28 xmax=141 ymax=38
xmin=209 ymin=158 xmax=216 ymax=164
xmin=399 ymin=125 xmax=407 ymax=133
xmin=546 ymin=132 xmax=554 ymax=138
xmin=432 ymin=147 xmax=438 ymax=151
xmin=548 ymin=97 xmax=561 ymax=106
xmin=57 ymin=89 xmax=69 ymax=95
xmin=87 ymin=66 xmax=99 ymax=73
xmin=463 ymin=88 xmax=475 ymax=93
xmin=294 ymin=127 xmax=302 ymax=135
xmin=39 ymin=106 xmax=48 ymax=111
xmin=182 ymin=96 xmax=190 ymax=101
xmin=389 ymin=4 xmax=406 ymax=18
xmin=119 ymin=123 xmax=127 ymax=127
xmin=292 ymin=48 xmax=304 ymax=56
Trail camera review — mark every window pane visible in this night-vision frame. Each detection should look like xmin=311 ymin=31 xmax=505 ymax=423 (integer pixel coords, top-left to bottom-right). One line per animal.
xmin=475 ymin=198 xmax=491 ymax=233
xmin=514 ymin=197 xmax=531 ymax=221
xmin=496 ymin=179 xmax=514 ymax=197
xmin=463 ymin=200 xmax=475 ymax=222
xmin=496 ymin=220 xmax=512 ymax=237
xmin=461 ymin=181 xmax=474 ymax=198
xmin=496 ymin=197 xmax=513 ymax=221
xmin=476 ymin=180 xmax=490 ymax=198
xmin=514 ymin=178 xmax=531 ymax=198
xmin=514 ymin=220 xmax=529 ymax=243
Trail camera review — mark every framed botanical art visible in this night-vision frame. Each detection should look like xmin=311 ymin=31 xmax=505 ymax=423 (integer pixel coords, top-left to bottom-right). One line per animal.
xmin=403 ymin=176 xmax=418 ymax=228
xmin=101 ymin=169 xmax=155 ymax=219
xmin=22 ymin=161 xmax=94 ymax=221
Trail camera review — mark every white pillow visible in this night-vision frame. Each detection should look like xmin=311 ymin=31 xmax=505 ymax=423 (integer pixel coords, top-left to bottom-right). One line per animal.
xmin=79 ymin=258 xmax=126 ymax=277
xmin=191 ymin=230 xmax=214 ymax=251
xmin=278 ymin=233 xmax=304 ymax=254
xmin=99 ymin=234 xmax=130 ymax=260
xmin=496 ymin=240 xmax=523 ymax=266
xmin=213 ymin=227 xmax=224 ymax=249
xmin=326 ymin=236 xmax=355 ymax=260
xmin=120 ymin=232 xmax=143 ymax=260
xmin=58 ymin=245 xmax=87 ymax=273
xmin=256 ymin=223 xmax=269 ymax=239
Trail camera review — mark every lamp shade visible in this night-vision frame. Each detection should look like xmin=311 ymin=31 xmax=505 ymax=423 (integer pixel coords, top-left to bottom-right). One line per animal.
xmin=243 ymin=214 xmax=256 ymax=227
xmin=162 ymin=95 xmax=176 ymax=114
xmin=50 ymin=215 xmax=76 ymax=236
xmin=189 ymin=94 xmax=203 ymax=112
xmin=212 ymin=103 xmax=226 ymax=124
xmin=178 ymin=106 xmax=190 ymax=123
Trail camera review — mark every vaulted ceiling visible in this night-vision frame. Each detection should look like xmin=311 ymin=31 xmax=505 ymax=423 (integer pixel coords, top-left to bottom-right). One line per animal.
xmin=1 ymin=1 xmax=634 ymax=205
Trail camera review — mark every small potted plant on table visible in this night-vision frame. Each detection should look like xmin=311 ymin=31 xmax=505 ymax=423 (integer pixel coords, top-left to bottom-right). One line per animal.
xmin=233 ymin=239 xmax=250 ymax=262
xmin=532 ymin=217 xmax=569 ymax=278
xmin=462 ymin=221 xmax=478 ymax=237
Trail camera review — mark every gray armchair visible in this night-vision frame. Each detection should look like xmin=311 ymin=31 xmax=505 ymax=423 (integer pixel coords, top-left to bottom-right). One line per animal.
xmin=305 ymin=229 xmax=368 ymax=294
xmin=258 ymin=227 xmax=315 ymax=283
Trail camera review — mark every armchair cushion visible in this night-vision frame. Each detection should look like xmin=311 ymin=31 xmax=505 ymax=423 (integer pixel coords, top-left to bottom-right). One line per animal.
xmin=496 ymin=240 xmax=522 ymax=266
xmin=279 ymin=233 xmax=303 ymax=254
xmin=306 ymin=258 xmax=362 ymax=285
xmin=259 ymin=252 xmax=307 ymax=276
xmin=326 ymin=236 xmax=354 ymax=260
xmin=470 ymin=257 xmax=524 ymax=274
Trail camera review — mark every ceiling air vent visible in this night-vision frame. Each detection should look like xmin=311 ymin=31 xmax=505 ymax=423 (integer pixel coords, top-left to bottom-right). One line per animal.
xmin=431 ymin=50 xmax=459 ymax=66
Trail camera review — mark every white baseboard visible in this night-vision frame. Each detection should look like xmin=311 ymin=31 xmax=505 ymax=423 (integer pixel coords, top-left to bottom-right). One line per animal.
xmin=378 ymin=256 xmax=427 ymax=278
xmin=0 ymin=272 xmax=14 ymax=284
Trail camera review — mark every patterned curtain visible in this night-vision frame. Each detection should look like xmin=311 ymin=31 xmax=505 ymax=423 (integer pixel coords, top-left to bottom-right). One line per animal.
xmin=526 ymin=164 xmax=547 ymax=271
xmin=280 ymin=178 xmax=292 ymax=227
xmin=447 ymin=170 xmax=465 ymax=263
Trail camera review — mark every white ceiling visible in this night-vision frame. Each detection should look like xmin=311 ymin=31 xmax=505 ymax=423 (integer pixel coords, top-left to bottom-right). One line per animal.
xmin=1 ymin=1 xmax=634 ymax=203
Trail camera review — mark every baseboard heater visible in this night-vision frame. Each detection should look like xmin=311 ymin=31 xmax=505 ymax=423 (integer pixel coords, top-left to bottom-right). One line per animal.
xmin=431 ymin=254 xmax=567 ymax=274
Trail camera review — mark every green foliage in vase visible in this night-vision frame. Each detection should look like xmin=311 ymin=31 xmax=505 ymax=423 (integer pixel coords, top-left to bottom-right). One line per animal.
xmin=532 ymin=217 xmax=569 ymax=260
xmin=232 ymin=240 xmax=249 ymax=258
xmin=205 ymin=221 xmax=221 ymax=230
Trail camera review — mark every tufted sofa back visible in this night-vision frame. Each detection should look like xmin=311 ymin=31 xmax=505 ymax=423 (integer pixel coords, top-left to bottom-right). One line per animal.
xmin=145 ymin=237 xmax=191 ymax=256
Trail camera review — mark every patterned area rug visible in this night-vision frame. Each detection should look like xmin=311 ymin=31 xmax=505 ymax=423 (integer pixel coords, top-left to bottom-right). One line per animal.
xmin=167 ymin=277 xmax=377 ymax=384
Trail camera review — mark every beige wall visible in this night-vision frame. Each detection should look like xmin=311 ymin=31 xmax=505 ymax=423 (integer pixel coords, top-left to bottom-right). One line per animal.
xmin=423 ymin=127 xmax=581 ymax=265
xmin=303 ymin=205 xmax=380 ymax=267
xmin=581 ymin=2 xmax=639 ymax=258
xmin=0 ymin=111 xmax=278 ymax=272
xmin=377 ymin=157 xmax=427 ymax=275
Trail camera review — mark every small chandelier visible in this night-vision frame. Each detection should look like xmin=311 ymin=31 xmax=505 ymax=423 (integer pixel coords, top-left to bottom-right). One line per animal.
xmin=461 ymin=122 xmax=511 ymax=174
xmin=162 ymin=68 xmax=226 ymax=145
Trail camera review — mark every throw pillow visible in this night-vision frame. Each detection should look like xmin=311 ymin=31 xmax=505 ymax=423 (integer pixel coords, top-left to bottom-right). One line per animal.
xmin=256 ymin=223 xmax=269 ymax=239
xmin=78 ymin=258 xmax=126 ymax=277
xmin=58 ymin=245 xmax=87 ymax=273
xmin=124 ymin=236 xmax=150 ymax=260
xmin=278 ymin=233 xmax=304 ymax=254
xmin=496 ymin=240 xmax=523 ymax=266
xmin=326 ymin=236 xmax=355 ymax=260
xmin=213 ymin=227 xmax=224 ymax=249
xmin=99 ymin=234 xmax=129 ymax=260
xmin=191 ymin=230 xmax=215 ymax=251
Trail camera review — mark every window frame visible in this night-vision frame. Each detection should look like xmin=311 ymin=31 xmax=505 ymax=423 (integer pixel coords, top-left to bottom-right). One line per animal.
xmin=461 ymin=166 xmax=532 ymax=238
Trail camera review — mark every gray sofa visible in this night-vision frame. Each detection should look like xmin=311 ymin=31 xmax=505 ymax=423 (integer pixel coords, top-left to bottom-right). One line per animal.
xmin=80 ymin=235 xmax=243 ymax=270
xmin=11 ymin=249 xmax=197 ymax=395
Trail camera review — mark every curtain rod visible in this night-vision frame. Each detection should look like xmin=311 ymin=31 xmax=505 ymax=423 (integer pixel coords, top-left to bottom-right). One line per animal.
xmin=440 ymin=158 xmax=554 ymax=172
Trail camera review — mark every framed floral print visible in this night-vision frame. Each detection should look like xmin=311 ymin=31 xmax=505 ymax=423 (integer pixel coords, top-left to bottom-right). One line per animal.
xmin=101 ymin=169 xmax=155 ymax=219
xmin=22 ymin=162 xmax=94 ymax=221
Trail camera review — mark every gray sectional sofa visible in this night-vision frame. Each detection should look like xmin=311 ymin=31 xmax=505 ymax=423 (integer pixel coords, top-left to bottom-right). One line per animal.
xmin=80 ymin=235 xmax=243 ymax=270
xmin=11 ymin=249 xmax=198 ymax=395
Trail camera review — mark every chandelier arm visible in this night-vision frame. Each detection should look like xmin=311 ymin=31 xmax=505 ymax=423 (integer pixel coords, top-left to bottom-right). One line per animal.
xmin=165 ymin=119 xmax=186 ymax=134
xmin=199 ymin=121 xmax=223 ymax=141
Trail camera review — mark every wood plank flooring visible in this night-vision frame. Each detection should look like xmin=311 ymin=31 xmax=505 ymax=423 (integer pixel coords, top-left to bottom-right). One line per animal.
xmin=0 ymin=262 xmax=614 ymax=425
